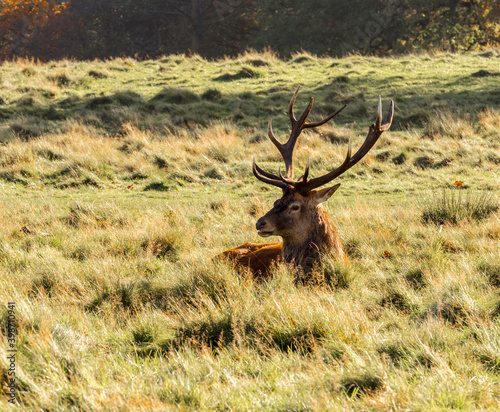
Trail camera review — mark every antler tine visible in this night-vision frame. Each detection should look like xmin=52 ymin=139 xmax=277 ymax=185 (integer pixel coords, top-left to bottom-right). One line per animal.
xmin=252 ymin=157 xmax=289 ymax=191
xmin=295 ymin=139 xmax=352 ymax=193
xmin=278 ymin=165 xmax=297 ymax=185
xmin=282 ymin=87 xmax=314 ymax=178
xmin=299 ymin=97 xmax=394 ymax=192
xmin=254 ymin=158 xmax=282 ymax=180
xmin=302 ymin=104 xmax=347 ymax=129
xmin=376 ymin=95 xmax=383 ymax=129
xmin=267 ymin=118 xmax=283 ymax=152
xmin=278 ymin=158 xmax=310 ymax=188
xmin=273 ymin=86 xmax=347 ymax=180
xmin=298 ymin=158 xmax=310 ymax=183
xmin=288 ymin=86 xmax=301 ymax=123
xmin=254 ymin=87 xmax=368 ymax=193
xmin=267 ymin=116 xmax=297 ymax=180
xmin=347 ymin=98 xmax=394 ymax=166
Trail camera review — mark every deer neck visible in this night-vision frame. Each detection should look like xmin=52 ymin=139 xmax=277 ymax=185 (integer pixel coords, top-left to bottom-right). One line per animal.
xmin=282 ymin=205 xmax=343 ymax=272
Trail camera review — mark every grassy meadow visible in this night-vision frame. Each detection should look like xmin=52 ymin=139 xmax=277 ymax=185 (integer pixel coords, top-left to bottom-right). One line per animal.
xmin=0 ymin=49 xmax=499 ymax=410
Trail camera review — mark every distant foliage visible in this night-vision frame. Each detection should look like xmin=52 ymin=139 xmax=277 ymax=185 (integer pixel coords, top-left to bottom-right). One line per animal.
xmin=0 ymin=0 xmax=498 ymax=59
xmin=0 ymin=0 xmax=68 ymax=59
xmin=252 ymin=0 xmax=500 ymax=55
xmin=397 ymin=0 xmax=500 ymax=52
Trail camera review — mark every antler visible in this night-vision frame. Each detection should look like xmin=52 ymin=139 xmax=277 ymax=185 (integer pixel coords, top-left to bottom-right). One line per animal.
xmin=253 ymin=93 xmax=395 ymax=194
xmin=253 ymin=86 xmax=346 ymax=189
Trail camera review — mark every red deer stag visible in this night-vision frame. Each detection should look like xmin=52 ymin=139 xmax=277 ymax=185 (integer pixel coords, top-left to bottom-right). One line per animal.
xmin=220 ymin=87 xmax=394 ymax=279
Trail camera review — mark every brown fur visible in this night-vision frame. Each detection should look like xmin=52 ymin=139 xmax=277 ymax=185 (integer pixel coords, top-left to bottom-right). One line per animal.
xmin=217 ymin=242 xmax=283 ymax=279
xmin=220 ymin=188 xmax=348 ymax=280
xmin=281 ymin=203 xmax=346 ymax=273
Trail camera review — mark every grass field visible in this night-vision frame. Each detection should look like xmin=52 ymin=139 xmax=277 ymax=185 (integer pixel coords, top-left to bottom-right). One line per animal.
xmin=0 ymin=49 xmax=499 ymax=410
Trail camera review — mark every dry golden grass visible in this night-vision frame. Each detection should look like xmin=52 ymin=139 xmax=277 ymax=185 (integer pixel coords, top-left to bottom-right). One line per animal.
xmin=0 ymin=51 xmax=499 ymax=410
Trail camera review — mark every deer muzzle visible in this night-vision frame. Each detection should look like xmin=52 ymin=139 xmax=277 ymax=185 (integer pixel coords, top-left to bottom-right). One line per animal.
xmin=256 ymin=218 xmax=274 ymax=237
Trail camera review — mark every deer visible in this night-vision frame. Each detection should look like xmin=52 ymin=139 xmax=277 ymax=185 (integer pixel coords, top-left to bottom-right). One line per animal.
xmin=219 ymin=87 xmax=394 ymax=280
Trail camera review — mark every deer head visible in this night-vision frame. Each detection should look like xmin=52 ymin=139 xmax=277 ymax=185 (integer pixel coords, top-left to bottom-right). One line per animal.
xmin=253 ymin=87 xmax=394 ymax=269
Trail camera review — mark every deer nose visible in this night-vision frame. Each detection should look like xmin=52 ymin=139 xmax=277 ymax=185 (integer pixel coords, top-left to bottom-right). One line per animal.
xmin=256 ymin=220 xmax=266 ymax=231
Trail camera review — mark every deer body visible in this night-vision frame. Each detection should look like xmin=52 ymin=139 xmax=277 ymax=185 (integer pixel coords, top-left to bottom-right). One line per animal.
xmin=220 ymin=87 xmax=394 ymax=279
xmin=217 ymin=241 xmax=282 ymax=278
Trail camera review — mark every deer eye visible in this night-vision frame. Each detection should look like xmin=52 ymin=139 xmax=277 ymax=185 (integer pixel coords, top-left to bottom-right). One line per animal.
xmin=291 ymin=204 xmax=300 ymax=211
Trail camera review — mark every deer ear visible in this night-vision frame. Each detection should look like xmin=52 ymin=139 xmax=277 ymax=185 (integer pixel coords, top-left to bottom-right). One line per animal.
xmin=311 ymin=184 xmax=341 ymax=205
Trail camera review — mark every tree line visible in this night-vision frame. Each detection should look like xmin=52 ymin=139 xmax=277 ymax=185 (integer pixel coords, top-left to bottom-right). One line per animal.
xmin=0 ymin=0 xmax=498 ymax=60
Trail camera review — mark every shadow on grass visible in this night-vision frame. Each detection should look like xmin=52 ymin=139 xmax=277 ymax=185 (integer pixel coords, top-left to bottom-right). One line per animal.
xmin=1 ymin=75 xmax=499 ymax=140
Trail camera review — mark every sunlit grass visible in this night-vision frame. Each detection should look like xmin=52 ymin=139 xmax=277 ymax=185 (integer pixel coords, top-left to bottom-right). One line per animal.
xmin=0 ymin=50 xmax=499 ymax=410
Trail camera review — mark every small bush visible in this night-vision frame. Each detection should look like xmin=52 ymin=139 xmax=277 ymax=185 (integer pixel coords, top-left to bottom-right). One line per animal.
xmin=344 ymin=239 xmax=361 ymax=259
xmin=152 ymin=155 xmax=169 ymax=169
xmin=475 ymin=350 xmax=500 ymax=373
xmin=10 ymin=118 xmax=48 ymax=140
xmin=306 ymin=258 xmax=351 ymax=289
xmin=174 ymin=315 xmax=255 ymax=350
xmin=203 ymin=167 xmax=225 ymax=180
xmin=36 ymin=147 xmax=64 ymax=161
xmin=21 ymin=67 xmax=36 ymax=76
xmin=30 ymin=274 xmax=55 ymax=298
xmin=85 ymin=283 xmax=138 ymax=313
xmin=413 ymin=155 xmax=435 ymax=169
xmin=421 ymin=190 xmax=498 ymax=225
xmin=245 ymin=59 xmax=269 ymax=67
xmin=439 ymin=301 xmax=470 ymax=326
xmin=290 ymin=55 xmax=316 ymax=64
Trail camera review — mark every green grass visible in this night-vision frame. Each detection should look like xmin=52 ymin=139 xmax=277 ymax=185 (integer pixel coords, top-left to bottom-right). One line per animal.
xmin=0 ymin=50 xmax=499 ymax=410
xmin=422 ymin=189 xmax=499 ymax=225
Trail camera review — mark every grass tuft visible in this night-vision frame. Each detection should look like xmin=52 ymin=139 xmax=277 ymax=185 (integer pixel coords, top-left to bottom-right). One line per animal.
xmin=379 ymin=292 xmax=413 ymax=313
xmin=340 ymin=372 xmax=384 ymax=398
xmin=270 ymin=325 xmax=325 ymax=353
xmin=478 ymin=261 xmax=500 ymax=288
xmin=214 ymin=66 xmax=263 ymax=82
xmin=201 ymin=89 xmax=222 ymax=101
xmin=66 ymin=202 xmax=129 ymax=228
xmin=151 ymin=88 xmax=200 ymax=104
xmin=405 ymin=268 xmax=428 ymax=290
xmin=421 ymin=190 xmax=499 ymax=225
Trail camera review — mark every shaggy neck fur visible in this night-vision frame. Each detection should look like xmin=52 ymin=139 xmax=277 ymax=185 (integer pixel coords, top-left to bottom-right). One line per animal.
xmin=282 ymin=205 xmax=344 ymax=273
